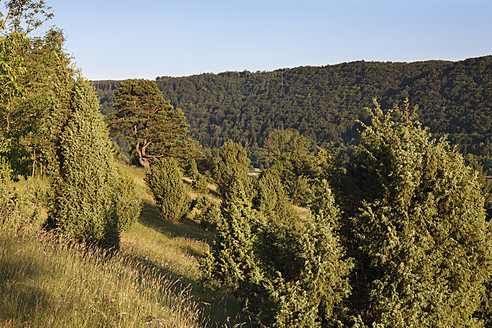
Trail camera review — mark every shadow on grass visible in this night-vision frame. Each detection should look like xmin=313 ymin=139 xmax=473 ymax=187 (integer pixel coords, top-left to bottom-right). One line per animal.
xmin=139 ymin=200 xmax=215 ymax=244
xmin=118 ymin=242 xmax=249 ymax=328
xmin=0 ymin=237 xmax=54 ymax=325
xmin=132 ymin=200 xmax=252 ymax=327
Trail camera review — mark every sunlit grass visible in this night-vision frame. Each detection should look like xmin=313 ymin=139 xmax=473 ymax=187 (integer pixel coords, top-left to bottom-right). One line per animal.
xmin=0 ymin=228 xmax=201 ymax=328
xmin=1 ymin=162 xmax=250 ymax=327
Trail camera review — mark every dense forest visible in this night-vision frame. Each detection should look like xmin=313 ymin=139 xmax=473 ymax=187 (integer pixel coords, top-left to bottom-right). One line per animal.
xmin=93 ymin=56 xmax=492 ymax=173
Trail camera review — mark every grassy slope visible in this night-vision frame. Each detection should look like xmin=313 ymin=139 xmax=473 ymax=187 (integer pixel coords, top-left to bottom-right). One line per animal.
xmin=0 ymin=163 xmax=246 ymax=327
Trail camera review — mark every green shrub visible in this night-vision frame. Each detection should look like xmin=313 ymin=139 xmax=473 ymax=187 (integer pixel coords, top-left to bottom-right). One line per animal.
xmin=113 ymin=174 xmax=142 ymax=232
xmin=202 ymin=164 xmax=352 ymax=327
xmin=194 ymin=196 xmax=220 ymax=230
xmin=47 ymin=80 xmax=120 ymax=249
xmin=348 ymin=100 xmax=492 ymax=327
xmin=253 ymin=168 xmax=298 ymax=226
xmin=214 ymin=141 xmax=252 ymax=203
xmin=146 ymin=157 xmax=191 ymax=221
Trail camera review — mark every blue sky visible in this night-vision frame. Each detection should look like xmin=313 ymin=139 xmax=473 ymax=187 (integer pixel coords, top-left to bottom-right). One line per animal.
xmin=38 ymin=0 xmax=492 ymax=80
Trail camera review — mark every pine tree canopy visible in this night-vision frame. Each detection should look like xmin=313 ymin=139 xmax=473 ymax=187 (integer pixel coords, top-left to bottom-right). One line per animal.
xmin=109 ymin=79 xmax=192 ymax=171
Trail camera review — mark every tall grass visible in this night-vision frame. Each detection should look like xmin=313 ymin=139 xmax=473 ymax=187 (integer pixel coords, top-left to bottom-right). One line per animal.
xmin=1 ymin=164 xmax=248 ymax=327
xmin=0 ymin=227 xmax=202 ymax=327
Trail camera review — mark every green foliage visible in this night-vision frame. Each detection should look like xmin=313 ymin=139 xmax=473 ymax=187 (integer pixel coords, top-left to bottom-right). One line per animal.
xmin=347 ymin=100 xmax=492 ymax=327
xmin=113 ymin=173 xmax=142 ymax=232
xmin=48 ymin=80 xmax=120 ymax=249
xmin=194 ymin=196 xmax=220 ymax=230
xmin=214 ymin=140 xmax=252 ymax=203
xmin=250 ymin=183 xmax=352 ymax=328
xmin=192 ymin=172 xmax=208 ymax=193
xmin=253 ymin=168 xmax=298 ymax=226
xmin=0 ymin=27 xmax=77 ymax=177
xmin=200 ymin=197 xmax=263 ymax=291
xmin=109 ymin=79 xmax=194 ymax=171
xmin=264 ymin=129 xmax=327 ymax=205
xmin=0 ymin=136 xmax=11 ymax=176
xmin=95 ymin=57 xmax=492 ymax=173
xmin=146 ymin=157 xmax=191 ymax=221
xmin=1 ymin=0 xmax=53 ymax=34
xmin=187 ymin=158 xmax=208 ymax=193
xmin=203 ymin=147 xmax=352 ymax=327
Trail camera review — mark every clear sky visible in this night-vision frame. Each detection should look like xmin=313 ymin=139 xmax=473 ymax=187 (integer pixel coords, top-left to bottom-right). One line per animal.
xmin=38 ymin=0 xmax=492 ymax=80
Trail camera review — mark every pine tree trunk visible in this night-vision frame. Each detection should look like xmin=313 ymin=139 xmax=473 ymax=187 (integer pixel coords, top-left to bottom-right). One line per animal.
xmin=135 ymin=142 xmax=151 ymax=172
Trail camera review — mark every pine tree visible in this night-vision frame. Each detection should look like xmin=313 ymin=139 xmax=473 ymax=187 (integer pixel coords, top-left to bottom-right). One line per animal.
xmin=48 ymin=80 xmax=120 ymax=249
xmin=109 ymin=79 xmax=193 ymax=171
xmin=146 ymin=157 xmax=191 ymax=221
xmin=348 ymin=100 xmax=492 ymax=327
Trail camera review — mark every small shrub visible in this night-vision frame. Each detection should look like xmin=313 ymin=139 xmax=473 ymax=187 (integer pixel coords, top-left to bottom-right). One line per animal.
xmin=194 ymin=196 xmax=220 ymax=229
xmin=114 ymin=174 xmax=142 ymax=232
xmin=192 ymin=172 xmax=209 ymax=193
xmin=146 ymin=157 xmax=191 ymax=221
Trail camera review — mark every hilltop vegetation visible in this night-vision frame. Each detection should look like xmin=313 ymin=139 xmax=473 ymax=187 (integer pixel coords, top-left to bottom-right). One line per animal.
xmin=94 ymin=56 xmax=492 ymax=173
xmin=2 ymin=1 xmax=492 ymax=327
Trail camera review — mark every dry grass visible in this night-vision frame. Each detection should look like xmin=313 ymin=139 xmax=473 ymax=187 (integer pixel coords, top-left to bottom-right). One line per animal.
xmin=0 ymin=162 xmax=248 ymax=327
xmin=0 ymin=227 xmax=202 ymax=328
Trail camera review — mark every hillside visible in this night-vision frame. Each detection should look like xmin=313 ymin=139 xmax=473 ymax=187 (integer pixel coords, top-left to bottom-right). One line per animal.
xmin=0 ymin=164 xmax=246 ymax=327
xmin=93 ymin=56 xmax=492 ymax=173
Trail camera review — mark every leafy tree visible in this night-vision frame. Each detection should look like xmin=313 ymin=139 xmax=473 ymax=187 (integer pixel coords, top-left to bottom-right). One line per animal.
xmin=1 ymin=0 xmax=53 ymax=34
xmin=47 ymin=80 xmax=120 ymax=249
xmin=0 ymin=14 xmax=76 ymax=177
xmin=347 ymin=100 xmax=492 ymax=327
xmin=109 ymin=79 xmax=193 ymax=171
xmin=146 ymin=157 xmax=191 ymax=221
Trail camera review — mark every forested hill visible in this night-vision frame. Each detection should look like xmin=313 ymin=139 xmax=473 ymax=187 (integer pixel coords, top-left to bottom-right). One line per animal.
xmin=92 ymin=56 xmax=492 ymax=172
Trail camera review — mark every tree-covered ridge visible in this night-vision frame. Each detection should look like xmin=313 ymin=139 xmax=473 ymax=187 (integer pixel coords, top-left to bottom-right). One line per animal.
xmin=93 ymin=56 xmax=492 ymax=172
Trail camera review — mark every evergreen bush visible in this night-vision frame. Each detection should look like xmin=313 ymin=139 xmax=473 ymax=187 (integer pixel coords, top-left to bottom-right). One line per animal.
xmin=348 ymin=100 xmax=492 ymax=327
xmin=194 ymin=196 xmax=220 ymax=230
xmin=146 ymin=157 xmax=191 ymax=221
xmin=114 ymin=174 xmax=142 ymax=232
xmin=253 ymin=168 xmax=298 ymax=226
xmin=214 ymin=140 xmax=252 ymax=203
xmin=48 ymin=80 xmax=120 ymax=249
xmin=203 ymin=145 xmax=352 ymax=327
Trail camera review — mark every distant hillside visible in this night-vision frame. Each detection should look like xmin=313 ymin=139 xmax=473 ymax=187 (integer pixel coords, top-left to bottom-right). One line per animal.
xmin=92 ymin=56 xmax=492 ymax=173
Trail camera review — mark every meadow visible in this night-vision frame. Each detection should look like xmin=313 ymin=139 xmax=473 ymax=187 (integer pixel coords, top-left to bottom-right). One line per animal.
xmin=0 ymin=163 xmax=246 ymax=328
